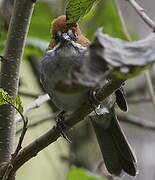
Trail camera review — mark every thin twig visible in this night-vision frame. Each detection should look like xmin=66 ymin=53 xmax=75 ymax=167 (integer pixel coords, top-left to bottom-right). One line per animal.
xmin=1 ymin=97 xmax=28 ymax=180
xmin=119 ymin=114 xmax=155 ymax=131
xmin=12 ymin=119 xmax=28 ymax=160
xmin=126 ymin=0 xmax=155 ymax=30
xmin=6 ymin=79 xmax=124 ymax=176
xmin=115 ymin=0 xmax=155 ymax=110
xmin=15 ymin=94 xmax=50 ymax=123
xmin=145 ymin=71 xmax=155 ymax=111
xmin=125 ymin=0 xmax=155 ymax=110
xmin=128 ymin=97 xmax=151 ymax=104
xmin=114 ymin=0 xmax=132 ymax=41
xmin=0 ymin=0 xmax=36 ymax=175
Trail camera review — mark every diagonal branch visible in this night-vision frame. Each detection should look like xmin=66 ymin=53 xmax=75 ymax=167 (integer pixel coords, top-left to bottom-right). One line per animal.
xmin=126 ymin=0 xmax=155 ymax=30
xmin=15 ymin=94 xmax=50 ymax=123
xmin=7 ymin=78 xmax=124 ymax=177
xmin=119 ymin=114 xmax=155 ymax=131
xmin=114 ymin=0 xmax=132 ymax=41
xmin=145 ymin=71 xmax=155 ymax=111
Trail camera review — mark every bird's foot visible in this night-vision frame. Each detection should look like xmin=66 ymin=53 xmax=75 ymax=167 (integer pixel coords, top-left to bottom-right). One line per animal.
xmin=89 ymin=90 xmax=101 ymax=115
xmin=0 ymin=162 xmax=13 ymax=178
xmin=55 ymin=111 xmax=72 ymax=143
xmin=0 ymin=162 xmax=12 ymax=169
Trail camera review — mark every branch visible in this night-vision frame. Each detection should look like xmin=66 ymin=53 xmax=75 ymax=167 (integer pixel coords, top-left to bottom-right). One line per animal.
xmin=119 ymin=114 xmax=155 ymax=131
xmin=115 ymin=0 xmax=155 ymax=110
xmin=128 ymin=97 xmax=151 ymax=104
xmin=124 ymin=0 xmax=155 ymax=110
xmin=114 ymin=0 xmax=132 ymax=41
xmin=2 ymin=1 xmax=155 ymax=176
xmin=126 ymin=0 xmax=155 ymax=30
xmin=7 ymin=78 xmax=124 ymax=176
xmin=145 ymin=71 xmax=155 ymax=110
xmin=11 ymin=22 xmax=155 ymax=175
xmin=0 ymin=0 xmax=36 ymax=167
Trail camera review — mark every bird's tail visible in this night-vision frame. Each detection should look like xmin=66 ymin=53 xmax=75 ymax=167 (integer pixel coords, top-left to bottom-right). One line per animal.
xmin=90 ymin=109 xmax=137 ymax=177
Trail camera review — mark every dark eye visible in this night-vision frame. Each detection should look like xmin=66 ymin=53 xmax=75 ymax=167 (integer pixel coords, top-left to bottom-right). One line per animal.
xmin=54 ymin=31 xmax=62 ymax=42
xmin=67 ymin=30 xmax=77 ymax=41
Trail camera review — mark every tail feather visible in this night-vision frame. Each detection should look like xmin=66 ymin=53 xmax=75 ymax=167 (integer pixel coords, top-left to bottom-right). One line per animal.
xmin=90 ymin=110 xmax=137 ymax=176
xmin=115 ymin=88 xmax=128 ymax=112
xmin=110 ymin=110 xmax=136 ymax=163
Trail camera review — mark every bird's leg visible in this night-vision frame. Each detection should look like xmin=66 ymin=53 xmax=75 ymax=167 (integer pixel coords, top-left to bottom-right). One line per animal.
xmin=55 ymin=110 xmax=72 ymax=143
xmin=88 ymin=90 xmax=101 ymax=115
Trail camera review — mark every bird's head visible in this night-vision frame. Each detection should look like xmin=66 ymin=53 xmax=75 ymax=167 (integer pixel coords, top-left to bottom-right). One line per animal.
xmin=48 ymin=15 xmax=90 ymax=49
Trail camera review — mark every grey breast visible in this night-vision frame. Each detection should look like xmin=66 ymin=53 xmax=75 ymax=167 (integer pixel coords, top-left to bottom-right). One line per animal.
xmin=40 ymin=42 xmax=88 ymax=111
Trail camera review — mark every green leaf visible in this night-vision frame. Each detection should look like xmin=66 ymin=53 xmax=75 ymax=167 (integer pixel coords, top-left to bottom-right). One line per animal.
xmin=66 ymin=0 xmax=100 ymax=24
xmin=0 ymin=89 xmax=24 ymax=114
xmin=112 ymin=63 xmax=153 ymax=79
xmin=67 ymin=167 xmax=107 ymax=180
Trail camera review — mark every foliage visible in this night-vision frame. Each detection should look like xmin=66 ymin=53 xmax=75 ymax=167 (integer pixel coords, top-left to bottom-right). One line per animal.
xmin=66 ymin=0 xmax=100 ymax=24
xmin=67 ymin=168 xmax=107 ymax=180
xmin=0 ymin=1 xmax=129 ymax=55
xmin=66 ymin=0 xmax=131 ymax=40
xmin=112 ymin=64 xmax=153 ymax=79
xmin=0 ymin=89 xmax=23 ymax=114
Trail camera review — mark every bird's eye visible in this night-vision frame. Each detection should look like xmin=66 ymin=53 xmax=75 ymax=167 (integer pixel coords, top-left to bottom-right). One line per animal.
xmin=54 ymin=31 xmax=62 ymax=41
xmin=67 ymin=30 xmax=77 ymax=41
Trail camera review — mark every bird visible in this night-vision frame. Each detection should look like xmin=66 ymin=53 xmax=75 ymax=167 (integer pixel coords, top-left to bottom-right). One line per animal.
xmin=40 ymin=15 xmax=137 ymax=177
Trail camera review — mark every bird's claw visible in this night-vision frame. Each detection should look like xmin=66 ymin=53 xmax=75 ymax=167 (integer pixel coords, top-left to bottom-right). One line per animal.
xmin=89 ymin=90 xmax=100 ymax=110
xmin=89 ymin=90 xmax=103 ymax=116
xmin=0 ymin=162 xmax=12 ymax=169
xmin=55 ymin=111 xmax=72 ymax=143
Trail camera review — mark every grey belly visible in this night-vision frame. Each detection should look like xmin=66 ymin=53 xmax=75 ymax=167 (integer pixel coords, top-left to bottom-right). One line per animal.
xmin=49 ymin=90 xmax=88 ymax=111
